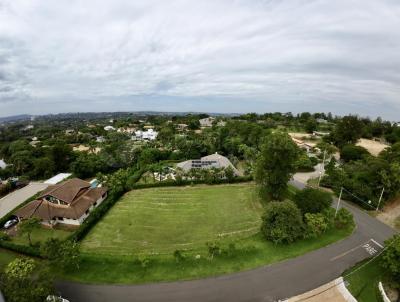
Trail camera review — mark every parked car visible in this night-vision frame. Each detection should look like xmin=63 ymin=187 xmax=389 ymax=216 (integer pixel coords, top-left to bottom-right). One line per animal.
xmin=3 ymin=218 xmax=18 ymax=229
xmin=46 ymin=296 xmax=70 ymax=302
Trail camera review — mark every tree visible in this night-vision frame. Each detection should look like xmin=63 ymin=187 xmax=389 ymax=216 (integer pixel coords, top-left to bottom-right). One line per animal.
xmin=41 ymin=239 xmax=80 ymax=272
xmin=305 ymin=118 xmax=317 ymax=134
xmin=304 ymin=213 xmax=329 ymax=238
xmin=340 ymin=145 xmax=370 ymax=162
xmin=335 ymin=208 xmax=354 ymax=229
xmin=382 ymin=235 xmax=400 ymax=287
xmin=0 ymin=258 xmax=53 ymax=302
xmin=255 ymin=132 xmax=299 ymax=200
xmin=332 ymin=115 xmax=364 ymax=147
xmin=293 ymin=188 xmax=332 ymax=215
xmin=19 ymin=218 xmax=40 ymax=246
xmin=261 ymin=201 xmax=305 ymax=244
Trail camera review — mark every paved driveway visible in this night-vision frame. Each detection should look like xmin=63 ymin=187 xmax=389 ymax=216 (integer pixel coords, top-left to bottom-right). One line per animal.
xmin=56 ymin=182 xmax=396 ymax=302
xmin=0 ymin=182 xmax=49 ymax=219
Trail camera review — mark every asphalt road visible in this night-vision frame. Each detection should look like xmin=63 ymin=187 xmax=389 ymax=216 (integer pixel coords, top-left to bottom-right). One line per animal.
xmin=57 ymin=181 xmax=396 ymax=302
xmin=0 ymin=182 xmax=49 ymax=219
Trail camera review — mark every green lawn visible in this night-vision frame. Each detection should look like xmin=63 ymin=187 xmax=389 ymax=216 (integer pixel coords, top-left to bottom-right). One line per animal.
xmin=81 ymin=184 xmax=263 ymax=255
xmin=63 ymin=183 xmax=354 ymax=284
xmin=344 ymin=258 xmax=387 ymax=302
xmin=11 ymin=226 xmax=72 ymax=246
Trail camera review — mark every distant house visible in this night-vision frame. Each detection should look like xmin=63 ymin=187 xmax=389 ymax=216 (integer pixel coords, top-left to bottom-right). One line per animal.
xmin=312 ymin=131 xmax=330 ymax=137
xmin=316 ymin=118 xmax=328 ymax=124
xmin=96 ymin=136 xmax=105 ymax=143
xmin=0 ymin=159 xmax=7 ymax=170
xmin=199 ymin=117 xmax=215 ymax=127
xmin=177 ymin=153 xmax=241 ymax=176
xmin=104 ymin=125 xmax=116 ymax=131
xmin=22 ymin=125 xmax=34 ymax=131
xmin=65 ymin=129 xmax=75 ymax=135
xmin=291 ymin=138 xmax=316 ymax=153
xmin=134 ymin=129 xmax=158 ymax=141
xmin=16 ymin=178 xmax=107 ymax=226
xmin=117 ymin=127 xmax=136 ymax=134
xmin=176 ymin=124 xmax=188 ymax=131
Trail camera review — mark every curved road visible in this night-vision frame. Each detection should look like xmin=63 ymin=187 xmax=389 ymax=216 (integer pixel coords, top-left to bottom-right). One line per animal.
xmin=57 ymin=180 xmax=396 ymax=302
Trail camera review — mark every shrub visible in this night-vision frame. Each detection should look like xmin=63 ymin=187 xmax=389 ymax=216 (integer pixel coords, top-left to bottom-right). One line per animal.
xmin=261 ymin=201 xmax=305 ymax=244
xmin=304 ymin=213 xmax=329 ymax=238
xmin=340 ymin=145 xmax=370 ymax=162
xmin=206 ymin=242 xmax=221 ymax=259
xmin=173 ymin=250 xmax=185 ymax=263
xmin=294 ymin=188 xmax=332 ymax=215
xmin=381 ymin=235 xmax=400 ymax=287
xmin=335 ymin=208 xmax=354 ymax=229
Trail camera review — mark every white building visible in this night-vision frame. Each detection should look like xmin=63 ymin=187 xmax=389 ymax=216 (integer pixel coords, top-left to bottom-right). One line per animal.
xmin=199 ymin=117 xmax=215 ymax=127
xmin=0 ymin=159 xmax=7 ymax=170
xmin=177 ymin=153 xmax=241 ymax=176
xmin=134 ymin=129 xmax=158 ymax=141
xmin=104 ymin=125 xmax=116 ymax=131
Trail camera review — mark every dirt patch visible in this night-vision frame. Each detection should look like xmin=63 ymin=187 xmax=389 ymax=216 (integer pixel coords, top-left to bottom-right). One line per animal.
xmin=376 ymin=196 xmax=400 ymax=230
xmin=356 ymin=138 xmax=389 ymax=156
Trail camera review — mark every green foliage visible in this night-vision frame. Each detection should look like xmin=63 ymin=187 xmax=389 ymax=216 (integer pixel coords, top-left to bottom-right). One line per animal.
xmin=40 ymin=238 xmax=80 ymax=272
xmin=340 ymin=145 xmax=370 ymax=162
xmin=305 ymin=118 xmax=317 ymax=134
xmin=293 ymin=188 xmax=332 ymax=215
xmin=304 ymin=213 xmax=329 ymax=238
xmin=381 ymin=235 xmax=400 ymax=287
xmin=19 ymin=218 xmax=41 ymax=246
xmin=255 ymin=132 xmax=300 ymax=200
xmin=0 ymin=258 xmax=53 ymax=302
xmin=331 ymin=115 xmax=364 ymax=147
xmin=173 ymin=250 xmax=185 ymax=263
xmin=261 ymin=201 xmax=305 ymax=244
xmin=206 ymin=242 xmax=221 ymax=259
xmin=335 ymin=208 xmax=354 ymax=229
xmin=295 ymin=152 xmax=316 ymax=172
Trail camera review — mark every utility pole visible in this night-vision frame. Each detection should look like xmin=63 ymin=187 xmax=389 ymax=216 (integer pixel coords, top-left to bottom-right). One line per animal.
xmin=376 ymin=187 xmax=385 ymax=211
xmin=335 ymin=187 xmax=343 ymax=218
xmin=317 ymin=149 xmax=327 ymax=187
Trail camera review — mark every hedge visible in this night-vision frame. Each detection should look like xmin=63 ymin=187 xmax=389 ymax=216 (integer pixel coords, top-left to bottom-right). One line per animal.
xmin=129 ymin=175 xmax=254 ymax=190
xmin=0 ymin=240 xmax=41 ymax=257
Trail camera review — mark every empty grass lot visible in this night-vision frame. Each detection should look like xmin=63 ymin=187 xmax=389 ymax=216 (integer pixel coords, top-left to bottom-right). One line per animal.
xmin=12 ymin=226 xmax=72 ymax=246
xmin=81 ymin=184 xmax=263 ymax=255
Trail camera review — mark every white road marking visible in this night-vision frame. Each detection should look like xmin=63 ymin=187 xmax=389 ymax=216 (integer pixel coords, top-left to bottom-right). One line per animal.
xmin=330 ymin=238 xmax=384 ymax=261
xmin=370 ymin=238 xmax=384 ymax=249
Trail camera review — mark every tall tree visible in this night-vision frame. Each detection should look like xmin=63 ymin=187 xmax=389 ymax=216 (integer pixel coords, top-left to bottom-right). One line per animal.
xmin=0 ymin=258 xmax=53 ymax=302
xmin=255 ymin=132 xmax=299 ymax=200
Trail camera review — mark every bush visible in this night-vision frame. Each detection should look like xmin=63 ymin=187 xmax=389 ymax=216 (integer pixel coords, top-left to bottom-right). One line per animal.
xmin=381 ymin=235 xmax=400 ymax=287
xmin=206 ymin=242 xmax=221 ymax=259
xmin=0 ymin=240 xmax=41 ymax=257
xmin=340 ymin=145 xmax=370 ymax=162
xmin=335 ymin=208 xmax=354 ymax=229
xmin=261 ymin=201 xmax=305 ymax=244
xmin=173 ymin=250 xmax=185 ymax=263
xmin=304 ymin=213 xmax=329 ymax=238
xmin=294 ymin=188 xmax=332 ymax=215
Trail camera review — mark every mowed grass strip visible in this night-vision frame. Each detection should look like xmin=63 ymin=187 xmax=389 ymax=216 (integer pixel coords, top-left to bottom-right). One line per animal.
xmin=81 ymin=184 xmax=263 ymax=255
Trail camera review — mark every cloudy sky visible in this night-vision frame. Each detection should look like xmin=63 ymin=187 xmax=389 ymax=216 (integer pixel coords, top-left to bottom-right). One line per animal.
xmin=1 ymin=0 xmax=400 ymax=119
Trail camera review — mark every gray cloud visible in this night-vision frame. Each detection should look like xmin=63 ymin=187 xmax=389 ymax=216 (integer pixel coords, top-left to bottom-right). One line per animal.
xmin=0 ymin=0 xmax=400 ymax=119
